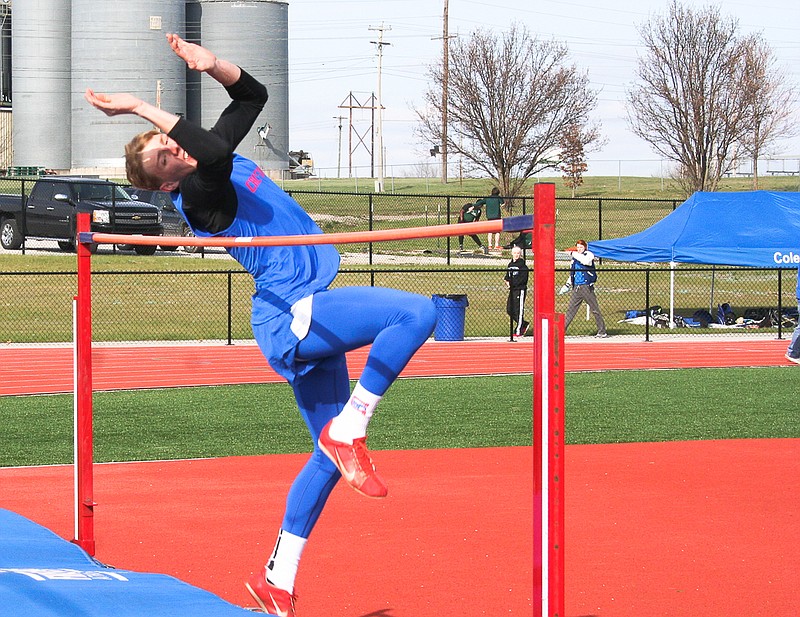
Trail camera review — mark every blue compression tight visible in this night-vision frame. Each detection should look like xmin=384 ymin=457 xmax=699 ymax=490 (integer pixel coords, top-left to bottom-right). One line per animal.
xmin=280 ymin=286 xmax=436 ymax=537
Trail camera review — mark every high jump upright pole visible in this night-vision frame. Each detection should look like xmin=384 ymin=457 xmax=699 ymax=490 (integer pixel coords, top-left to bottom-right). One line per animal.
xmin=74 ymin=214 xmax=534 ymax=559
xmin=533 ymin=182 xmax=565 ymax=616
xmin=74 ymin=212 xmax=96 ymax=556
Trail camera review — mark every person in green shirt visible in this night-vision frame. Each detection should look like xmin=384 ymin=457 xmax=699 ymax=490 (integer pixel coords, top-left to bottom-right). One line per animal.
xmin=476 ymin=187 xmax=504 ymax=251
xmin=503 ymin=231 xmax=532 ymax=249
xmin=457 ymin=202 xmax=488 ymax=254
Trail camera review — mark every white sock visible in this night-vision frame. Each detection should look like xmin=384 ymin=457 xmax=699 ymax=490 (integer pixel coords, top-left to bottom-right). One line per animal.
xmin=328 ymin=382 xmax=382 ymax=444
xmin=265 ymin=529 xmax=307 ymax=594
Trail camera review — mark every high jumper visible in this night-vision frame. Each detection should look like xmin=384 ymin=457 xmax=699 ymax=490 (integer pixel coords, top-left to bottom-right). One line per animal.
xmin=86 ymin=33 xmax=437 ymax=616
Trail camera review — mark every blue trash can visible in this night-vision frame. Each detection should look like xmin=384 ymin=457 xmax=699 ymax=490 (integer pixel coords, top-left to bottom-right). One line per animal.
xmin=431 ymin=294 xmax=469 ymax=341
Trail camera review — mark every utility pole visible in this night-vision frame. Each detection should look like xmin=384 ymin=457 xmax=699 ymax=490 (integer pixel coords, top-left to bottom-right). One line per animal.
xmin=369 ymin=23 xmax=391 ymax=193
xmin=433 ymin=1 xmax=455 ymax=184
xmin=441 ymin=0 xmax=449 ymax=184
xmin=334 ymin=115 xmax=346 ymax=178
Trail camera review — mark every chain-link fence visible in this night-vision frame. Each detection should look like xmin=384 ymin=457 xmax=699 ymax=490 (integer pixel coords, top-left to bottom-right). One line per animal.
xmin=0 ymin=267 xmax=529 ymax=343
xmin=1 ymin=177 xmax=679 ymax=257
xmin=1 ymin=182 xmax=797 ymax=344
xmin=2 ymin=264 xmax=797 ymax=344
xmin=555 ymin=264 xmax=797 ymax=340
xmin=287 ymin=190 xmax=534 ymax=261
xmin=285 ymin=191 xmax=681 ymax=258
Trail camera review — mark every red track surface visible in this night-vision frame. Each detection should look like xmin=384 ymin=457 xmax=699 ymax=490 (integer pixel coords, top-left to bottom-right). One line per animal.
xmin=0 ymin=337 xmax=793 ymax=396
xmin=1 ymin=337 xmax=798 ymax=616
xmin=0 ymin=449 xmax=535 ymax=616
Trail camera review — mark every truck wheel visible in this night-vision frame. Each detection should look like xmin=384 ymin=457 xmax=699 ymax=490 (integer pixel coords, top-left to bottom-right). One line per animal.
xmin=181 ymin=225 xmax=199 ymax=253
xmin=134 ymin=245 xmax=157 ymax=256
xmin=1 ymin=218 xmax=23 ymax=250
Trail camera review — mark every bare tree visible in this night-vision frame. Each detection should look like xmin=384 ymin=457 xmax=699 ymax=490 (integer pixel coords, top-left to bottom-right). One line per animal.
xmin=415 ymin=23 xmax=599 ymax=198
xmin=409 ymin=159 xmax=438 ymax=179
xmin=738 ymin=35 xmax=797 ymax=189
xmin=627 ymin=1 xmax=754 ymax=195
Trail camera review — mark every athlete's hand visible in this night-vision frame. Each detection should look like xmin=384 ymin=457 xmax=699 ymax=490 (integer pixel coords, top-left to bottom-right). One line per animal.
xmin=167 ymin=33 xmax=217 ymax=73
xmin=84 ymin=89 xmax=143 ymax=116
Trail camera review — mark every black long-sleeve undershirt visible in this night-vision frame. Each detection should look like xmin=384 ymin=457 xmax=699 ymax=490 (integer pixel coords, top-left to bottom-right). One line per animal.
xmin=168 ymin=69 xmax=268 ymax=234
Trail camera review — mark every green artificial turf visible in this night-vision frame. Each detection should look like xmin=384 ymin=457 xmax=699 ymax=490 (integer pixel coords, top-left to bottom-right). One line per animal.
xmin=2 ymin=367 xmax=798 ymax=468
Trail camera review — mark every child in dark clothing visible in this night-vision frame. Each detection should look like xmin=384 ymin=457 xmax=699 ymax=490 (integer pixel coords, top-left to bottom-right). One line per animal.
xmin=504 ymin=245 xmax=530 ymax=337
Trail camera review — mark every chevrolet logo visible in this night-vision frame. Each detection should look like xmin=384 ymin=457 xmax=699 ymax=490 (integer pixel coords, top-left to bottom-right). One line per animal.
xmin=132 ymin=215 xmax=141 ymax=220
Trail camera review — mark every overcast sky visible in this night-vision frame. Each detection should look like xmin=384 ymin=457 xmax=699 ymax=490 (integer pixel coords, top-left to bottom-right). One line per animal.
xmin=284 ymin=0 xmax=800 ymax=178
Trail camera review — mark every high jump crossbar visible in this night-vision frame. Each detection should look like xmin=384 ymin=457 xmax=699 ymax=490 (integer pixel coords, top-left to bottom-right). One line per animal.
xmin=81 ymin=216 xmax=531 ymax=248
xmin=74 ymin=201 xmax=564 ymax=615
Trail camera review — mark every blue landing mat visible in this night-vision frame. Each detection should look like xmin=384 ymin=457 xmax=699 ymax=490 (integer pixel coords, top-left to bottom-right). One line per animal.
xmin=0 ymin=508 xmax=259 ymax=616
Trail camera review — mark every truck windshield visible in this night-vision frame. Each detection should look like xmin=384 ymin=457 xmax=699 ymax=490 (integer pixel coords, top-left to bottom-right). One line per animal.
xmin=74 ymin=184 xmax=134 ymax=201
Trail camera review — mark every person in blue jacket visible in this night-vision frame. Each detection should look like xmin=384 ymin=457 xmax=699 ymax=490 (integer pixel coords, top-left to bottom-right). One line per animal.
xmin=785 ymin=267 xmax=800 ymax=364
xmin=86 ymin=34 xmax=436 ymax=617
xmin=562 ymin=239 xmax=608 ymax=338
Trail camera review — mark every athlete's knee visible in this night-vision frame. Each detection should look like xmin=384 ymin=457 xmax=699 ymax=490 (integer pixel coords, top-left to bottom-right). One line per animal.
xmin=407 ymin=295 xmax=437 ymax=336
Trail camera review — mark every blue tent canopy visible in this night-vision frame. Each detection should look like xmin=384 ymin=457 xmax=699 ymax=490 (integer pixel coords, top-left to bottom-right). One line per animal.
xmin=589 ymin=191 xmax=800 ymax=268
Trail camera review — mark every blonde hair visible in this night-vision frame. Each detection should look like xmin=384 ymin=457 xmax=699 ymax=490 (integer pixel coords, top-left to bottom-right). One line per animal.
xmin=124 ymin=129 xmax=162 ymax=190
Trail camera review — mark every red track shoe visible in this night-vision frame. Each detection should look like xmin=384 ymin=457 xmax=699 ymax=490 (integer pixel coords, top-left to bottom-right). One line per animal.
xmin=245 ymin=569 xmax=296 ymax=617
xmin=318 ymin=420 xmax=388 ymax=498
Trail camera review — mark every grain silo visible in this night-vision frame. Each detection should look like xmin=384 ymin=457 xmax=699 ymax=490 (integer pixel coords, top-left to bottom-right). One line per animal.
xmin=7 ymin=0 xmax=290 ymax=176
xmin=0 ymin=2 xmax=12 ymax=170
xmin=191 ymin=0 xmax=288 ymax=175
xmin=11 ymin=0 xmax=72 ymax=170
xmin=70 ymin=0 xmax=186 ymax=172
xmin=0 ymin=2 xmax=11 ymax=105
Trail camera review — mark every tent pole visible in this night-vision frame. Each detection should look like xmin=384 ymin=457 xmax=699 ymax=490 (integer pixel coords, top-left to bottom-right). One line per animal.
xmin=669 ymin=261 xmax=676 ymax=329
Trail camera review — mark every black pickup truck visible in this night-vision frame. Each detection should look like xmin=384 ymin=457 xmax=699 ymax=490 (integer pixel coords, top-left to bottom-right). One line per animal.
xmin=125 ymin=188 xmax=199 ymax=253
xmin=0 ymin=177 xmax=163 ymax=255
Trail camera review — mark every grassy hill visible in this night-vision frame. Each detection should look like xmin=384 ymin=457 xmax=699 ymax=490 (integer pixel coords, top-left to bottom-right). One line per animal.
xmin=273 ymin=173 xmax=800 ymax=200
